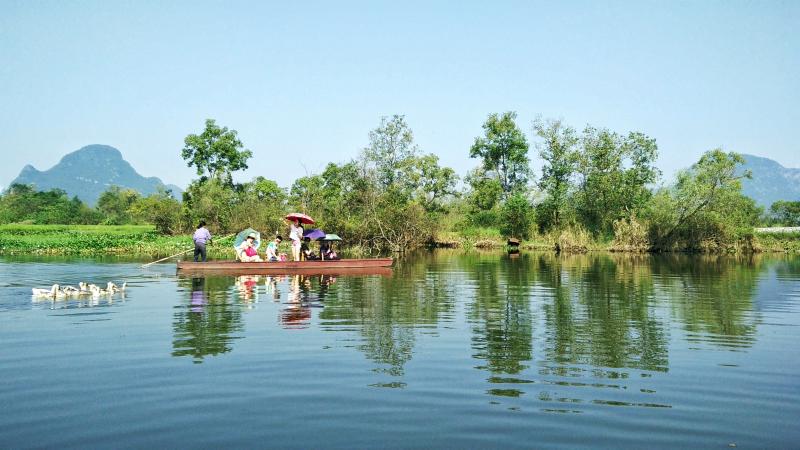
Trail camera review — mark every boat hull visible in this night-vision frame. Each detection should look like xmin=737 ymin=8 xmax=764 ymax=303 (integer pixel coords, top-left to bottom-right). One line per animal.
xmin=176 ymin=258 xmax=394 ymax=275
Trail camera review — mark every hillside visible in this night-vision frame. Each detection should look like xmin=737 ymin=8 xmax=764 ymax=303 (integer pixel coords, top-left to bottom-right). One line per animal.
xmin=739 ymin=154 xmax=800 ymax=208
xmin=9 ymin=145 xmax=182 ymax=206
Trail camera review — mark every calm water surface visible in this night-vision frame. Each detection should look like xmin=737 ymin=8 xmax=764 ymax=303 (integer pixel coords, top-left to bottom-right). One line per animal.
xmin=1 ymin=251 xmax=799 ymax=448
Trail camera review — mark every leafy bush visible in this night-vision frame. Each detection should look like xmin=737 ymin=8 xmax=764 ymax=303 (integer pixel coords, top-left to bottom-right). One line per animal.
xmin=610 ymin=215 xmax=649 ymax=252
xmin=555 ymin=226 xmax=591 ymax=253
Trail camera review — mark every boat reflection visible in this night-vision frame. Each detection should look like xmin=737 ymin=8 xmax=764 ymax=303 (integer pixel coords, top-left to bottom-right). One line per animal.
xmin=173 ymin=272 xmax=346 ymax=360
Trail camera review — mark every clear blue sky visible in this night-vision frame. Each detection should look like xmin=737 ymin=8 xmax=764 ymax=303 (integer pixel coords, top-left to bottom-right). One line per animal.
xmin=1 ymin=0 xmax=798 ymax=190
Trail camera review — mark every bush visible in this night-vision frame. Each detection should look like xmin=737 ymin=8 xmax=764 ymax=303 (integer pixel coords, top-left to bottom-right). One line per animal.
xmin=499 ymin=192 xmax=535 ymax=239
xmin=555 ymin=226 xmax=591 ymax=253
xmin=610 ymin=215 xmax=650 ymax=252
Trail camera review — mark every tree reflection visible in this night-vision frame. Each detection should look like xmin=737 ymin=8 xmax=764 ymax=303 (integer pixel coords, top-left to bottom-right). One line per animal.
xmin=651 ymin=254 xmax=762 ymax=343
xmin=538 ymin=253 xmax=669 ymax=372
xmin=319 ymin=252 xmax=456 ymax=378
xmin=172 ymin=276 xmax=244 ymax=363
xmin=465 ymin=252 xmax=534 ymax=376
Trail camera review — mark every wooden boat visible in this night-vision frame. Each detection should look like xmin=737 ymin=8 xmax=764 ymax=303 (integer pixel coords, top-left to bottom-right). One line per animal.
xmin=176 ymin=258 xmax=394 ymax=276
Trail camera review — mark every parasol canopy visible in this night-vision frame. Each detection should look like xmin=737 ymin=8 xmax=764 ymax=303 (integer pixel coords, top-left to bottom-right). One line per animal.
xmin=233 ymin=228 xmax=261 ymax=250
xmin=303 ymin=229 xmax=326 ymax=240
xmin=322 ymin=233 xmax=342 ymax=241
xmin=285 ymin=212 xmax=315 ymax=224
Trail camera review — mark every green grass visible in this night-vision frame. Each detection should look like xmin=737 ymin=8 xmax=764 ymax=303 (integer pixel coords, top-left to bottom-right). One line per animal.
xmin=754 ymin=231 xmax=800 ymax=253
xmin=0 ymin=224 xmax=231 ymax=257
xmin=0 ymin=224 xmax=328 ymax=258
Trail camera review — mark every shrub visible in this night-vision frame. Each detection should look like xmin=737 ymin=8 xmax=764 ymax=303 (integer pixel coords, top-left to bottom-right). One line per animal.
xmin=610 ymin=215 xmax=650 ymax=252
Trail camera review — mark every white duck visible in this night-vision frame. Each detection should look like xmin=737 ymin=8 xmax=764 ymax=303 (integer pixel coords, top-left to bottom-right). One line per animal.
xmin=32 ymin=284 xmax=59 ymax=297
xmin=61 ymin=285 xmax=81 ymax=296
xmin=108 ymin=282 xmax=127 ymax=293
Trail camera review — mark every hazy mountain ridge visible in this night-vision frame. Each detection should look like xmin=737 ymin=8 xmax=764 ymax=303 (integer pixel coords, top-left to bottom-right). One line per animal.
xmin=9 ymin=144 xmax=182 ymax=206
xmin=738 ymin=154 xmax=800 ymax=208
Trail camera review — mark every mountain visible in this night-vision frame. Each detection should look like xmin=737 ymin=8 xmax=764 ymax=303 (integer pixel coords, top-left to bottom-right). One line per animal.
xmin=9 ymin=144 xmax=183 ymax=206
xmin=739 ymin=154 xmax=800 ymax=208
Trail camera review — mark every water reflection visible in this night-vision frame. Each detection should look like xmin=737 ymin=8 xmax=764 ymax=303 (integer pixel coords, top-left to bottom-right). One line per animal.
xmin=170 ymin=252 xmax=774 ymax=402
xmin=319 ymin=258 xmax=457 ymax=383
xmin=444 ymin=251 xmax=768 ymax=408
xmin=3 ymin=254 xmax=799 ymax=447
xmin=172 ymin=277 xmax=244 ymax=363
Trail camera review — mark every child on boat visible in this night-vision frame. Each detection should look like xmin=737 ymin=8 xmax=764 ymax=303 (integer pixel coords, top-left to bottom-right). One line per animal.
xmin=265 ymin=235 xmax=282 ymax=261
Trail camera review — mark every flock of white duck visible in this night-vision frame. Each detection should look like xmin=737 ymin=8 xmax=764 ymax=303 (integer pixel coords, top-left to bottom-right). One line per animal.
xmin=32 ymin=281 xmax=126 ymax=299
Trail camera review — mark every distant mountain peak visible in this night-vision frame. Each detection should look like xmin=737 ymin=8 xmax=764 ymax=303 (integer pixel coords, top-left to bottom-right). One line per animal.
xmin=9 ymin=145 xmax=183 ymax=206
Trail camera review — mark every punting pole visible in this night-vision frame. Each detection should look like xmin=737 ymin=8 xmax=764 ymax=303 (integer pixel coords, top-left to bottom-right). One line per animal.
xmin=140 ymin=233 xmax=236 ymax=268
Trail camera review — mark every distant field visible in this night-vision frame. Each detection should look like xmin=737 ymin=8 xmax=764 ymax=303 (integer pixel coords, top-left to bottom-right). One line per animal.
xmin=0 ymin=224 xmax=224 ymax=256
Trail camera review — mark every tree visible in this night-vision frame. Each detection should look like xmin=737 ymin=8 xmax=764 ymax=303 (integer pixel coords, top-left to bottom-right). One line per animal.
xmin=573 ymin=127 xmax=659 ymax=234
xmin=500 ymin=192 xmax=535 ymax=239
xmin=0 ymin=184 xmax=100 ymax=225
xmin=97 ymin=186 xmax=140 ymax=224
xmin=469 ymin=111 xmax=530 ymax=197
xmin=230 ymin=177 xmax=288 ymax=235
xmin=464 ymin=168 xmax=503 ymax=227
xmin=129 ymin=190 xmax=181 ymax=234
xmin=290 ymin=174 xmax=325 ymax=215
xmin=769 ymin=201 xmax=800 ymax=226
xmin=646 ymin=149 xmax=758 ymax=248
xmin=362 ymin=115 xmax=418 ymax=188
xmin=534 ymin=117 xmax=579 ymax=230
xmin=181 ymin=119 xmax=253 ymax=181
xmin=181 ymin=177 xmax=237 ymax=232
xmin=402 ymin=154 xmax=458 ymax=212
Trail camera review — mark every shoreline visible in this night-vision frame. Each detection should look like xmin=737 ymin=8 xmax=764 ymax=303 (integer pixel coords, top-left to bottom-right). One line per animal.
xmin=1 ymin=224 xmax=799 ymax=257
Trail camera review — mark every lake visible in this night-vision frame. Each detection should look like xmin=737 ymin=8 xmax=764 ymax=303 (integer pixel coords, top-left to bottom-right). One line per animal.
xmin=1 ymin=251 xmax=799 ymax=449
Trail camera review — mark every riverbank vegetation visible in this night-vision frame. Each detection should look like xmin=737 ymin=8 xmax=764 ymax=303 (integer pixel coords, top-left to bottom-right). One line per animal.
xmin=2 ymin=115 xmax=799 ymax=255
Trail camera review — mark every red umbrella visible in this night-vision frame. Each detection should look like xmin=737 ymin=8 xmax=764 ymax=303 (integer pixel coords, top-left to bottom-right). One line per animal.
xmin=285 ymin=212 xmax=315 ymax=224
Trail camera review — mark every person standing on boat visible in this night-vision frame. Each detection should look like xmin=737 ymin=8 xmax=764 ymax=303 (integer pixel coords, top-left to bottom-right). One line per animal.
xmin=193 ymin=221 xmax=212 ymax=262
xmin=289 ymin=220 xmax=303 ymax=261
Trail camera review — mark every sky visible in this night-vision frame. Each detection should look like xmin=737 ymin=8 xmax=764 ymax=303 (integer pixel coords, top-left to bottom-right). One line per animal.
xmin=1 ymin=0 xmax=798 ymax=191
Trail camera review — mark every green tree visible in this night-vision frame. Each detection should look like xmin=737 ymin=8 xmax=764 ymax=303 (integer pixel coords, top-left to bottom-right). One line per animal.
xmin=129 ymin=190 xmax=181 ymax=234
xmin=534 ymin=117 xmax=579 ymax=230
xmin=769 ymin=201 xmax=800 ymax=226
xmin=402 ymin=154 xmax=458 ymax=212
xmin=0 ymin=184 xmax=100 ymax=224
xmin=500 ymin=192 xmax=535 ymax=239
xmin=469 ymin=111 xmax=530 ymax=197
xmin=574 ymin=127 xmax=659 ymax=235
xmin=182 ymin=178 xmax=237 ymax=232
xmin=97 ymin=186 xmax=140 ymax=224
xmin=464 ymin=168 xmax=503 ymax=227
xmin=646 ymin=149 xmax=759 ymax=248
xmin=290 ymin=174 xmax=325 ymax=216
xmin=362 ymin=115 xmax=418 ymax=188
xmin=181 ymin=119 xmax=253 ymax=182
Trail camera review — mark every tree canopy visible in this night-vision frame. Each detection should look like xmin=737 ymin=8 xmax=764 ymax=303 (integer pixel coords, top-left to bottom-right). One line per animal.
xmin=182 ymin=119 xmax=253 ymax=181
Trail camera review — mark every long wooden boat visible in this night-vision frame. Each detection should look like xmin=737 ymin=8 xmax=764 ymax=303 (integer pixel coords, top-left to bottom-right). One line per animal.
xmin=176 ymin=257 xmax=394 ymax=275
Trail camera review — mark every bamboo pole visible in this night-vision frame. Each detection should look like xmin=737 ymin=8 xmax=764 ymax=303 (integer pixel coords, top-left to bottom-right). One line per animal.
xmin=140 ymin=233 xmax=236 ymax=268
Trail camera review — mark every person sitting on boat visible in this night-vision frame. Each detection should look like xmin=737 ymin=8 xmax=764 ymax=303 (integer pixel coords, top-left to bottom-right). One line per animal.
xmin=319 ymin=241 xmax=331 ymax=260
xmin=300 ymin=237 xmax=319 ymax=260
xmin=319 ymin=241 xmax=340 ymax=260
xmin=237 ymin=233 xmax=262 ymax=262
xmin=265 ymin=235 xmax=282 ymax=261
